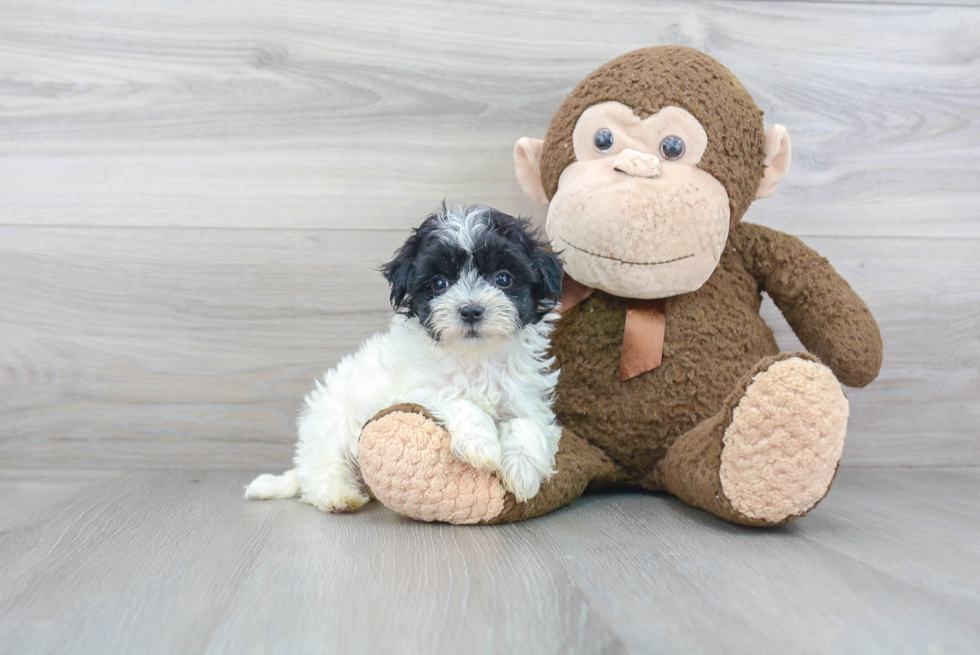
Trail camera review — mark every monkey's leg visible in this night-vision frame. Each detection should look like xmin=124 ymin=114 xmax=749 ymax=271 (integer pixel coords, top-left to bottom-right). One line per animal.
xmin=643 ymin=352 xmax=849 ymax=527
xmin=358 ymin=404 xmax=621 ymax=525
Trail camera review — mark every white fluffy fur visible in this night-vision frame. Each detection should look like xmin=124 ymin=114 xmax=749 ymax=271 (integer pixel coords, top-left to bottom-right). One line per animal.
xmin=245 ymin=313 xmax=562 ymax=512
xmin=432 ymin=205 xmax=490 ymax=253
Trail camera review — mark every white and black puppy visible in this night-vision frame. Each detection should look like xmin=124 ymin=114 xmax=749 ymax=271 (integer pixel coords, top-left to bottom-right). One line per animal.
xmin=245 ymin=204 xmax=564 ymax=513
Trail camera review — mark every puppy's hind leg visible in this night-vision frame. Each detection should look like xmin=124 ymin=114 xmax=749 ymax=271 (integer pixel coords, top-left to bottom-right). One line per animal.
xmin=293 ymin=402 xmax=370 ymax=514
xmin=244 ymin=469 xmax=300 ymax=500
xmin=295 ymin=458 xmax=369 ymax=513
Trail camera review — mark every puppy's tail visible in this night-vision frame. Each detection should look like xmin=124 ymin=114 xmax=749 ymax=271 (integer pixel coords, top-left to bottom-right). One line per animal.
xmin=244 ymin=469 xmax=300 ymax=500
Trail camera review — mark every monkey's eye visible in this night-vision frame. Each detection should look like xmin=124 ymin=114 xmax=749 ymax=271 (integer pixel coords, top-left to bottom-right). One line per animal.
xmin=431 ymin=276 xmax=450 ymax=293
xmin=492 ymin=271 xmax=513 ymax=289
xmin=660 ymin=135 xmax=685 ymax=160
xmin=593 ymin=128 xmax=614 ymax=153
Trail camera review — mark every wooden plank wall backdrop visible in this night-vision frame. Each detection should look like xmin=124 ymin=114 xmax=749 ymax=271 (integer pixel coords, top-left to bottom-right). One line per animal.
xmin=1 ymin=0 xmax=977 ymax=469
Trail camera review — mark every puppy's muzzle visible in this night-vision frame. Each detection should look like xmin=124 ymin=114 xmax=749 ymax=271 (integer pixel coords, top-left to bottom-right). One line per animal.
xmin=459 ymin=304 xmax=484 ymax=325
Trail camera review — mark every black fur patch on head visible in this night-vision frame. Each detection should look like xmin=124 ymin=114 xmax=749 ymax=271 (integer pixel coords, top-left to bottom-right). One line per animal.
xmin=381 ymin=230 xmax=422 ymax=313
xmin=471 ymin=209 xmax=564 ymax=324
xmin=381 ymin=205 xmax=564 ymax=330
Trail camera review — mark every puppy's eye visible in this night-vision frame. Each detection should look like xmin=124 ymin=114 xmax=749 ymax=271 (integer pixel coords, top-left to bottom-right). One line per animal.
xmin=593 ymin=128 xmax=614 ymax=153
xmin=431 ymin=276 xmax=449 ymax=293
xmin=660 ymin=135 xmax=685 ymax=160
xmin=492 ymin=271 xmax=513 ymax=289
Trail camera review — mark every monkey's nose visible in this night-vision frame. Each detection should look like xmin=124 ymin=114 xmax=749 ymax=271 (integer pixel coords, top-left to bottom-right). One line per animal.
xmin=459 ymin=304 xmax=484 ymax=325
xmin=613 ymin=149 xmax=661 ymax=178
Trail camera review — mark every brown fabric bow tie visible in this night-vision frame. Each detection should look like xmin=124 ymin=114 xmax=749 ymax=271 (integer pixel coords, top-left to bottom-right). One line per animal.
xmin=558 ymin=274 xmax=666 ymax=382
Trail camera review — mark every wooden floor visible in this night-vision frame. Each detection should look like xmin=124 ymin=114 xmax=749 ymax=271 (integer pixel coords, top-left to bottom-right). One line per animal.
xmin=1 ymin=467 xmax=977 ymax=655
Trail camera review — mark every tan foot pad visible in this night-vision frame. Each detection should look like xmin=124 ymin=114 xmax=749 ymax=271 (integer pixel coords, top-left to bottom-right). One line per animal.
xmin=359 ymin=411 xmax=505 ymax=524
xmin=720 ymin=358 xmax=849 ymax=523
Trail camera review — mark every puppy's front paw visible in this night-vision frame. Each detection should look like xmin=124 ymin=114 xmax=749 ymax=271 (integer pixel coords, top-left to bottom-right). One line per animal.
xmin=450 ymin=428 xmax=502 ymax=473
xmin=498 ymin=418 xmax=559 ymax=502
xmin=499 ymin=451 xmax=546 ymax=502
xmin=302 ymin=482 xmax=369 ymax=514
xmin=441 ymin=401 xmax=502 ymax=472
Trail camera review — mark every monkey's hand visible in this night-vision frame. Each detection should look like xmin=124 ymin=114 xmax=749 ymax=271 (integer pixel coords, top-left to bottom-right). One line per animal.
xmin=736 ymin=222 xmax=883 ymax=388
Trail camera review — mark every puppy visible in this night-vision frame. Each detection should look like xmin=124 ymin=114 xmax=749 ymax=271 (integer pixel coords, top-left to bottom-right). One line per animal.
xmin=245 ymin=204 xmax=564 ymax=513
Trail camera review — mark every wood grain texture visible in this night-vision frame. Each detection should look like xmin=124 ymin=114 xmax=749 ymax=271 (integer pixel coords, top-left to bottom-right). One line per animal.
xmin=0 ymin=227 xmax=404 ymax=470
xmin=0 ymin=0 xmax=977 ymax=238
xmin=0 ymin=467 xmax=977 ymax=655
xmin=745 ymin=0 xmax=980 ymax=5
xmin=2 ymin=227 xmax=978 ymax=468
xmin=0 ymin=0 xmax=977 ymax=468
xmin=2 ymin=227 xmax=977 ymax=468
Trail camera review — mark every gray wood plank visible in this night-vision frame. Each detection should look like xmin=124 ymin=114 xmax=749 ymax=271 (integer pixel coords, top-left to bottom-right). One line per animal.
xmin=797 ymin=468 xmax=980 ymax=603
xmin=525 ymin=469 xmax=980 ymax=655
xmin=0 ymin=470 xmax=299 ymax=655
xmin=0 ymin=226 xmax=405 ymax=470
xmin=2 ymin=227 xmax=977 ymax=468
xmin=742 ymin=0 xmax=980 ymax=6
xmin=0 ymin=469 xmax=624 ymax=655
xmin=0 ymin=467 xmax=976 ymax=655
xmin=0 ymin=0 xmax=976 ymax=238
xmin=0 ymin=470 xmax=124 ymax=525
xmin=0 ymin=470 xmax=126 ymax=575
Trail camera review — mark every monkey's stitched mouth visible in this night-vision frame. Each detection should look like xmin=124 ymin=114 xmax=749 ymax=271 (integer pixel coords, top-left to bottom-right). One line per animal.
xmin=558 ymin=238 xmax=695 ymax=266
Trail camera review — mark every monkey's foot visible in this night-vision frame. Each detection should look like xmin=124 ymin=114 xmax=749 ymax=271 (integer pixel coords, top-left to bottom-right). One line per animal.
xmin=654 ymin=353 xmax=849 ymax=526
xmin=719 ymin=356 xmax=849 ymax=524
xmin=359 ymin=405 xmax=618 ymax=525
xmin=358 ymin=404 xmax=507 ymax=525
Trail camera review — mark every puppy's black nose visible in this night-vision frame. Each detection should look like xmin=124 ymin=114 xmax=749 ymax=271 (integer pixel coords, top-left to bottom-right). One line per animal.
xmin=459 ymin=304 xmax=484 ymax=324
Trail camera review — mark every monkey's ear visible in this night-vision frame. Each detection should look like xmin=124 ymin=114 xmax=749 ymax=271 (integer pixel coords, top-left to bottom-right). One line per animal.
xmin=756 ymin=125 xmax=792 ymax=199
xmin=514 ymin=137 xmax=550 ymax=206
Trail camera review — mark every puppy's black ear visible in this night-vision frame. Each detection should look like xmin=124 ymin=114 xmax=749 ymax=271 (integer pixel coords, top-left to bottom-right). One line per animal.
xmin=492 ymin=211 xmax=565 ymax=321
xmin=532 ymin=248 xmax=564 ymax=320
xmin=381 ymin=232 xmax=420 ymax=313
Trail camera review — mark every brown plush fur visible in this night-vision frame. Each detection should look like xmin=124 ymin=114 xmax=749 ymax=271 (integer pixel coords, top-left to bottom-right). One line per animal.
xmin=737 ymin=224 xmax=883 ymax=387
xmin=356 ymin=46 xmax=883 ymax=527
xmin=551 ymin=232 xmax=778 ymax=482
xmin=483 ymin=224 xmax=877 ymax=526
xmin=482 ymin=427 xmax=624 ymax=525
xmin=540 ymin=46 xmax=766 ymax=227
xmin=643 ymin=351 xmax=833 ymax=527
xmin=358 ymin=223 xmax=879 ymax=527
xmin=551 ymin=223 xmax=880 ymax=484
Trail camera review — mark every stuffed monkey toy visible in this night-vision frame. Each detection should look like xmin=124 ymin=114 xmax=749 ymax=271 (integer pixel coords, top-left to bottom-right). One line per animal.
xmin=356 ymin=46 xmax=883 ymax=526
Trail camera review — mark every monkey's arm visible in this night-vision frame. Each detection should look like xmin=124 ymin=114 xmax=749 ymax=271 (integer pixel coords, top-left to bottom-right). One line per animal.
xmin=735 ymin=222 xmax=883 ymax=388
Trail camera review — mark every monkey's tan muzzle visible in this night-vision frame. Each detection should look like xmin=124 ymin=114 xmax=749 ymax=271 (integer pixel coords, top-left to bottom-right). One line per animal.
xmin=613 ymin=149 xmax=661 ymax=178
